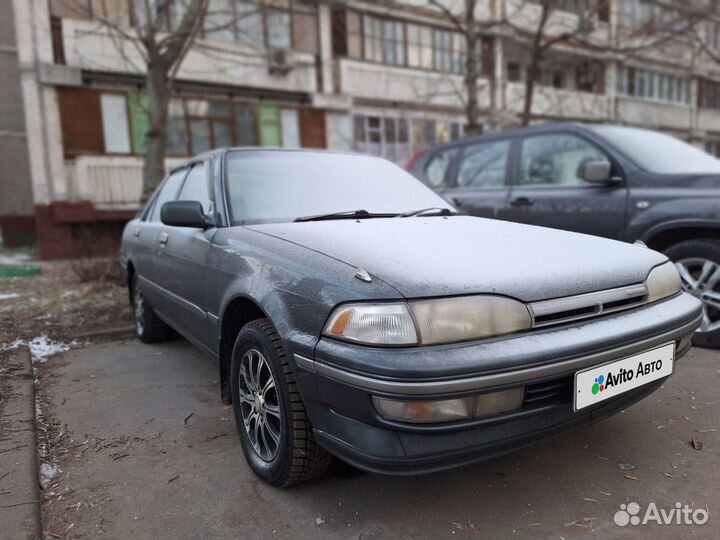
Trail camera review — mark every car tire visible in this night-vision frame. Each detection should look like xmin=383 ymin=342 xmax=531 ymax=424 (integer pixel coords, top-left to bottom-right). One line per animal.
xmin=130 ymin=274 xmax=172 ymax=343
xmin=230 ymin=319 xmax=332 ymax=487
xmin=664 ymin=239 xmax=720 ymax=349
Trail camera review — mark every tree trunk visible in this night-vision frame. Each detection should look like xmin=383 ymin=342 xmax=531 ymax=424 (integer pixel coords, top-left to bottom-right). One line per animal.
xmin=522 ymin=62 xmax=539 ymax=126
xmin=464 ymin=0 xmax=482 ymax=136
xmin=141 ymin=65 xmax=171 ymax=203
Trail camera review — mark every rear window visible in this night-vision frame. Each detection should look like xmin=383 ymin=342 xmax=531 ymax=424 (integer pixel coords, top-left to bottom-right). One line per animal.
xmin=593 ymin=126 xmax=720 ymax=174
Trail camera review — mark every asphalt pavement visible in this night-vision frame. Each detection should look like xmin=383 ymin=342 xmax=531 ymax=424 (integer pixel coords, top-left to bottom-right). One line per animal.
xmin=35 ymin=339 xmax=720 ymax=540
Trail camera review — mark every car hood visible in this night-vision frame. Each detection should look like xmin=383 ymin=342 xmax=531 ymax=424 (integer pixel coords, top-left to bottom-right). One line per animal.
xmin=247 ymin=216 xmax=667 ymax=302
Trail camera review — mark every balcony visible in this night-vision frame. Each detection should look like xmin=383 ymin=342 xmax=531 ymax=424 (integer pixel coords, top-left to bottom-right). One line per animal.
xmin=504 ymin=82 xmax=610 ymax=120
xmin=66 ymin=156 xmax=185 ymax=210
xmin=338 ymin=59 xmax=491 ymax=109
xmin=616 ymin=98 xmax=693 ymax=131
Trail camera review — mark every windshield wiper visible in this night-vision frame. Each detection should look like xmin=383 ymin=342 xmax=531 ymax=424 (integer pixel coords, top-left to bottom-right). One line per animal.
xmin=293 ymin=209 xmax=399 ymax=222
xmin=397 ymin=207 xmax=457 ymax=218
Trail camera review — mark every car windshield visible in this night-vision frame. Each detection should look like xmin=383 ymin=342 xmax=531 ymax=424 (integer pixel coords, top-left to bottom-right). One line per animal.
xmin=592 ymin=125 xmax=720 ymax=175
xmin=224 ymin=151 xmax=453 ymax=224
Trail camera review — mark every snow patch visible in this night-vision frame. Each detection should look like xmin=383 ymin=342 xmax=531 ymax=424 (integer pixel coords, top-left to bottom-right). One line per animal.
xmin=3 ymin=335 xmax=74 ymax=363
xmin=0 ymin=293 xmax=20 ymax=301
xmin=0 ymin=252 xmax=32 ymax=266
xmin=39 ymin=462 xmax=61 ymax=489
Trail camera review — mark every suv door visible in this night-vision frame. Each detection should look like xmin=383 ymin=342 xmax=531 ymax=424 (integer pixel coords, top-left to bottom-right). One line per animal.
xmin=442 ymin=138 xmax=513 ymax=220
xmin=154 ymin=160 xmax=215 ymax=349
xmin=505 ymin=132 xmax=628 ymax=239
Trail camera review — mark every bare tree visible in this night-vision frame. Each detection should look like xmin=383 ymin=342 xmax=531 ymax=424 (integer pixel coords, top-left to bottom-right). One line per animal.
xmin=427 ymin=0 xmax=500 ymax=135
xmin=131 ymin=0 xmax=209 ymax=200
xmin=61 ymin=0 xmax=278 ymax=200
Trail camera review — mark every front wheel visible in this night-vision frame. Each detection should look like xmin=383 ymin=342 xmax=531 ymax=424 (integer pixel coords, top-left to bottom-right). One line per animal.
xmin=664 ymin=240 xmax=720 ymax=349
xmin=230 ymin=319 xmax=331 ymax=487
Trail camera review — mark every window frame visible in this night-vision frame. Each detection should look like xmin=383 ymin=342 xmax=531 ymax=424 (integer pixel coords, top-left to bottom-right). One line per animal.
xmin=511 ymin=131 xmax=620 ymax=190
xmin=449 ymin=138 xmax=513 ymax=190
xmin=144 ymin=166 xmax=192 ymax=223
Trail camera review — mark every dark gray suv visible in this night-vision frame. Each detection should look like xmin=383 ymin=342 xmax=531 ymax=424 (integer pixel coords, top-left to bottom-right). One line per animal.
xmin=408 ymin=124 xmax=720 ymax=348
xmin=121 ymin=149 xmax=701 ymax=486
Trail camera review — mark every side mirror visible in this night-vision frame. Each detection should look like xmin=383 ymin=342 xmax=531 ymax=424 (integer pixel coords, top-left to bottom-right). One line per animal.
xmin=581 ymin=160 xmax=613 ymax=184
xmin=161 ymin=201 xmax=213 ymax=228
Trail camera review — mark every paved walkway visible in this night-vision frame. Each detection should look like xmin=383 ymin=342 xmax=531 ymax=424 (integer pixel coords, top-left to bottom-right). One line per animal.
xmin=24 ymin=340 xmax=720 ymax=539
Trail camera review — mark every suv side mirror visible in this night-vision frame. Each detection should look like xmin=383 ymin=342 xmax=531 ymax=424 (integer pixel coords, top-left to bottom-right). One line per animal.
xmin=581 ymin=160 xmax=613 ymax=184
xmin=161 ymin=201 xmax=213 ymax=228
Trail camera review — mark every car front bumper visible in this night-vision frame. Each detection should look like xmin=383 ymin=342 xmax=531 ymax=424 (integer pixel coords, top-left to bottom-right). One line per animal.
xmin=294 ymin=292 xmax=702 ymax=475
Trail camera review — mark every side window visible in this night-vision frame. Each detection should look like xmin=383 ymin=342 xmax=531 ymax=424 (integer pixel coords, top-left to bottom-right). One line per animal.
xmin=424 ymin=148 xmax=456 ymax=187
xmin=177 ymin=163 xmax=212 ymax=214
xmin=150 ymin=169 xmax=187 ymax=222
xmin=519 ymin=134 xmax=606 ymax=186
xmin=456 ymin=140 xmax=510 ymax=188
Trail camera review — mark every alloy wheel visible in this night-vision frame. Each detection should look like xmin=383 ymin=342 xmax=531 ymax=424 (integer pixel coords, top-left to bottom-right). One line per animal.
xmin=675 ymin=258 xmax=720 ymax=333
xmin=237 ymin=348 xmax=281 ymax=461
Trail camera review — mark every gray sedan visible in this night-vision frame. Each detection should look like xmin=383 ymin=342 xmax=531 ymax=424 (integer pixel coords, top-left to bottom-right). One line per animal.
xmin=120 ymin=149 xmax=703 ymax=487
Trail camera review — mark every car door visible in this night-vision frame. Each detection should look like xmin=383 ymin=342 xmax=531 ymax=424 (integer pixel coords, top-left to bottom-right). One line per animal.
xmin=154 ymin=160 xmax=215 ymax=349
xmin=135 ymin=168 xmax=189 ymax=310
xmin=504 ymin=132 xmax=628 ymax=239
xmin=441 ymin=138 xmax=513 ymax=220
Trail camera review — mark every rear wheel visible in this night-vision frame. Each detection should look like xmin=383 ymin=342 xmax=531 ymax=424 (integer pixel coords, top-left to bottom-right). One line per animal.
xmin=664 ymin=240 xmax=720 ymax=349
xmin=230 ymin=319 xmax=331 ymax=487
xmin=130 ymin=274 xmax=171 ymax=343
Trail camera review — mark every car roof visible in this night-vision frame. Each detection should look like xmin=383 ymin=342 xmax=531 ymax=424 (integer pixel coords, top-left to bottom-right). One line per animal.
xmin=427 ymin=122 xmax=624 ymax=152
xmin=170 ymin=147 xmax=374 ymax=173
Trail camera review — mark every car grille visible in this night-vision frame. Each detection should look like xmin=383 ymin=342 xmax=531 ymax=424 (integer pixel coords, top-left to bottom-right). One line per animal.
xmin=522 ymin=376 xmax=574 ymax=407
xmin=528 ymin=283 xmax=648 ymax=329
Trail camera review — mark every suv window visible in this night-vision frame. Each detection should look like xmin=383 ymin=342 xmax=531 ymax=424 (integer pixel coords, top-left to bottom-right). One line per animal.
xmin=519 ymin=134 xmax=606 ymax=186
xmin=150 ymin=169 xmax=187 ymax=222
xmin=178 ymin=163 xmax=212 ymax=214
xmin=457 ymin=140 xmax=510 ymax=188
xmin=425 ymin=149 xmax=456 ymax=187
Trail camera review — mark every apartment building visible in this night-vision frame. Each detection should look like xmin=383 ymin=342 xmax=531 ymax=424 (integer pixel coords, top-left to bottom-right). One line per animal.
xmin=2 ymin=0 xmax=720 ymax=258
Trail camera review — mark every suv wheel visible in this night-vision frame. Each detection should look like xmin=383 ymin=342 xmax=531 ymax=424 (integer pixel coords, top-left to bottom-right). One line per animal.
xmin=230 ymin=319 xmax=332 ymax=487
xmin=664 ymin=240 xmax=720 ymax=349
xmin=130 ymin=274 xmax=171 ymax=343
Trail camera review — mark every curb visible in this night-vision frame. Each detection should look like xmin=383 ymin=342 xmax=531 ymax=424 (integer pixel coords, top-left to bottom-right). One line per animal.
xmin=0 ymin=347 xmax=42 ymax=540
xmin=70 ymin=325 xmax=135 ymax=341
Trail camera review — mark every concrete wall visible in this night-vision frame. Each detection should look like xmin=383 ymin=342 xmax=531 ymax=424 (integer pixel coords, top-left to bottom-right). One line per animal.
xmin=0 ymin=0 xmax=34 ymax=218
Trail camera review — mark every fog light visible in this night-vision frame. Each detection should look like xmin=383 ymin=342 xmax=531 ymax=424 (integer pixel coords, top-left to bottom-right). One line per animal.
xmin=373 ymin=387 xmax=525 ymax=424
xmin=474 ymin=387 xmax=525 ymax=417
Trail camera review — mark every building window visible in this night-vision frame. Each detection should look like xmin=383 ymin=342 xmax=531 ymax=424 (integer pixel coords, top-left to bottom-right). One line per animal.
xmin=706 ymin=140 xmax=720 ymax=157
xmin=699 ymin=79 xmax=720 ymax=110
xmin=617 ymin=65 xmax=691 ymax=105
xmin=100 ymin=94 xmax=131 ymax=154
xmin=355 ymin=114 xmax=462 ymax=164
xmin=362 ymin=15 xmax=405 ymax=66
xmin=507 ymin=62 xmax=522 ymax=82
xmin=407 ymin=24 xmax=433 ymax=69
xmin=434 ymin=30 xmax=465 ymax=74
xmin=341 ymin=10 xmax=468 ymax=74
xmin=166 ymin=99 xmax=189 ymax=156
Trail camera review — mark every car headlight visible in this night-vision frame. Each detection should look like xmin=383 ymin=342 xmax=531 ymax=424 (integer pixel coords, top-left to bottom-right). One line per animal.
xmin=323 ymin=296 xmax=531 ymax=346
xmin=645 ymin=261 xmax=682 ymax=303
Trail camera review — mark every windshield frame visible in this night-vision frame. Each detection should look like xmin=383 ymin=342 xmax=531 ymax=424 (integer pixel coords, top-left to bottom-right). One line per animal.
xmin=221 ymin=149 xmax=454 ymax=226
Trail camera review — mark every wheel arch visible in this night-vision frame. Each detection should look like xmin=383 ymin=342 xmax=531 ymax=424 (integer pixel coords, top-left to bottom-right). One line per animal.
xmin=640 ymin=221 xmax=720 ymax=252
xmin=218 ymin=294 xmax=270 ymax=404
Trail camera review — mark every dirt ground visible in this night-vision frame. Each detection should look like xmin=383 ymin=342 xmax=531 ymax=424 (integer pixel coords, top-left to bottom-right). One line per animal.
xmin=0 ymin=261 xmax=131 ymax=346
xmin=34 ymin=339 xmax=720 ymax=540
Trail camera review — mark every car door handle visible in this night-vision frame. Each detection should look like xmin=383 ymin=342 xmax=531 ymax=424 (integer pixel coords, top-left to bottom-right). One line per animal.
xmin=133 ymin=227 xmax=141 ymax=238
xmin=158 ymin=232 xmax=169 ymax=246
xmin=510 ymin=196 xmax=534 ymax=207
